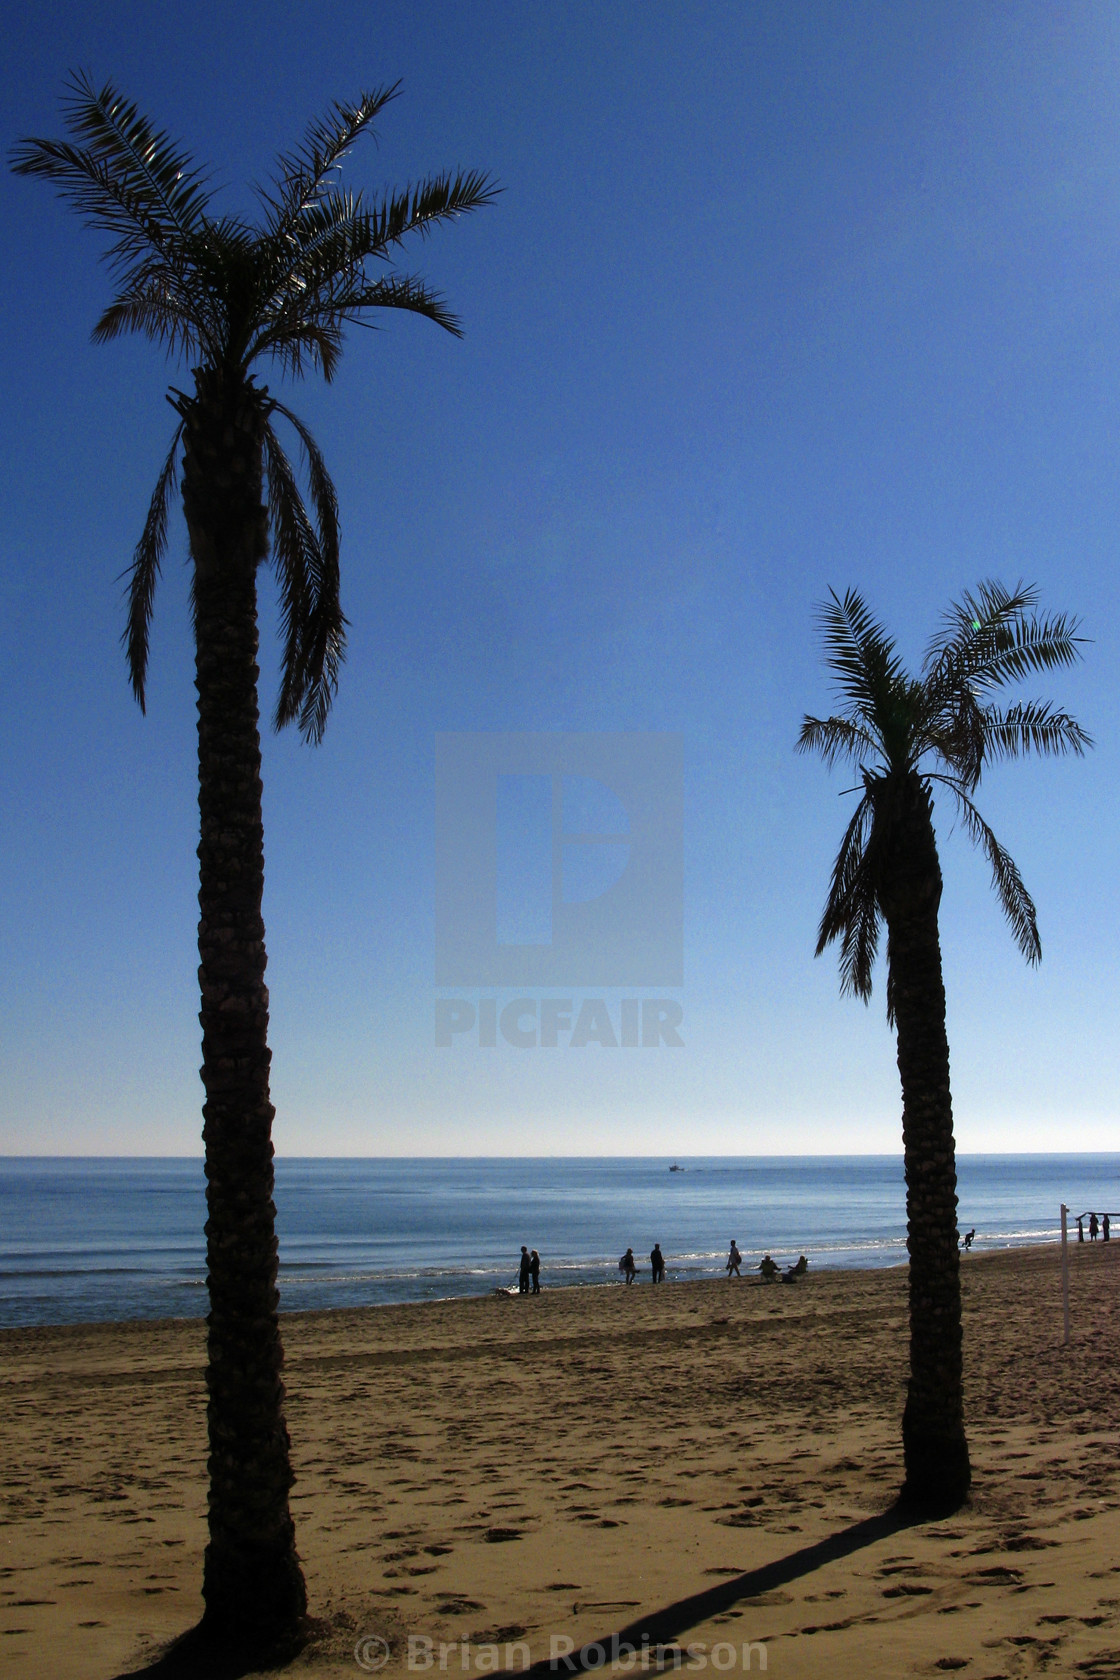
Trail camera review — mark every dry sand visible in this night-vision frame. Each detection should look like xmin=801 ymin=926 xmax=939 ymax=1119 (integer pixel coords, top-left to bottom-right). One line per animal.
xmin=1 ymin=1243 xmax=1118 ymax=1679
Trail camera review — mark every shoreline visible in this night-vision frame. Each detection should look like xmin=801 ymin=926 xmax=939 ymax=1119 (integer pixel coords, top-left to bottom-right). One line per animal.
xmin=2 ymin=1243 xmax=1118 ymax=1678
xmin=0 ymin=1231 xmax=1080 ymax=1334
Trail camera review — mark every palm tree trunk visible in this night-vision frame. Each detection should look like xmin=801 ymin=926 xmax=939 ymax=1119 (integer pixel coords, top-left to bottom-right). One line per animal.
xmin=179 ymin=370 xmax=307 ymax=1647
xmin=881 ymin=774 xmax=971 ymax=1511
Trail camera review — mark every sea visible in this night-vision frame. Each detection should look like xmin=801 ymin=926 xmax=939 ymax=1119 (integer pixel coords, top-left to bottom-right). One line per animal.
xmin=0 ymin=1154 xmax=1115 ymax=1330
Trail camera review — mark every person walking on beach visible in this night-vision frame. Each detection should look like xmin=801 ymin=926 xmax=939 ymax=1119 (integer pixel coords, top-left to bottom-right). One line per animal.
xmin=518 ymin=1246 xmax=531 ymax=1293
xmin=529 ymin=1250 xmax=541 ymax=1293
xmin=650 ymin=1243 xmax=665 ymax=1284
xmin=620 ymin=1247 xmax=637 ymax=1284
xmin=961 ymin=1228 xmax=975 ymax=1252
xmin=1090 ymin=1213 xmax=1099 ymax=1242
xmin=726 ymin=1240 xmax=742 ymax=1278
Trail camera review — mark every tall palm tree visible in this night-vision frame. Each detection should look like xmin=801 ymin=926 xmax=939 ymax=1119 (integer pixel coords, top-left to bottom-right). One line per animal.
xmin=12 ymin=75 xmax=495 ymax=1654
xmin=798 ymin=582 xmax=1088 ymax=1511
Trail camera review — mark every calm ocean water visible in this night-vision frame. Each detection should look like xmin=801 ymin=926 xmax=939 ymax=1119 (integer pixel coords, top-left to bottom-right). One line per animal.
xmin=0 ymin=1155 xmax=1115 ymax=1329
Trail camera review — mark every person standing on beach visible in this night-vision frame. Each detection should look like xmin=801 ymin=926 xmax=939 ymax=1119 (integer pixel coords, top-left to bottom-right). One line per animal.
xmin=1078 ymin=1218 xmax=1085 ymax=1243
xmin=1104 ymin=1215 xmax=1111 ymax=1242
xmin=518 ymin=1247 xmax=531 ymax=1293
xmin=621 ymin=1247 xmax=637 ymax=1284
xmin=726 ymin=1240 xmax=742 ymax=1278
xmin=529 ymin=1250 xmax=541 ymax=1293
xmin=1090 ymin=1213 xmax=1099 ymax=1242
xmin=650 ymin=1243 xmax=665 ymax=1284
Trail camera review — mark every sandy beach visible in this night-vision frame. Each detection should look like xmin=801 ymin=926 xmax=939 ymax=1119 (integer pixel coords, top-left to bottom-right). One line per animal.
xmin=1 ymin=1243 xmax=1118 ymax=1679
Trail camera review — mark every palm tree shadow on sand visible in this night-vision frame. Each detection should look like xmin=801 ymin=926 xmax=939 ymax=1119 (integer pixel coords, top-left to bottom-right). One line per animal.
xmin=113 ymin=1505 xmax=921 ymax=1678
xmin=520 ymin=1504 xmax=919 ymax=1678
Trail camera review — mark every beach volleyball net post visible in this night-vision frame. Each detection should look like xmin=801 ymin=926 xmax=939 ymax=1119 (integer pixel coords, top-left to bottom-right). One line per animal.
xmin=1060 ymin=1203 xmax=1070 ymax=1346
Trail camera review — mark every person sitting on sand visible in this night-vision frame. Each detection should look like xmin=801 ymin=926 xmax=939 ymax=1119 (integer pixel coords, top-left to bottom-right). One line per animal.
xmin=758 ymin=1254 xmax=779 ymax=1282
xmin=620 ymin=1247 xmax=637 ymax=1284
xmin=726 ymin=1241 xmax=742 ymax=1278
xmin=782 ymin=1255 xmax=808 ymax=1281
xmin=518 ymin=1246 xmax=531 ymax=1294
xmin=650 ymin=1242 xmax=665 ymax=1284
xmin=530 ymin=1249 xmax=541 ymax=1293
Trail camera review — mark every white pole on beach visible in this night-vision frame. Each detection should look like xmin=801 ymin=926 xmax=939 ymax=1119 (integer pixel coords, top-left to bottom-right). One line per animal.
xmin=1060 ymin=1203 xmax=1070 ymax=1346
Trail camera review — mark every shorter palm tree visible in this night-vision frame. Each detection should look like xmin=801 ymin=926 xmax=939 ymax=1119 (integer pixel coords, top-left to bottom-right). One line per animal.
xmin=799 ymin=582 xmax=1089 ymax=1510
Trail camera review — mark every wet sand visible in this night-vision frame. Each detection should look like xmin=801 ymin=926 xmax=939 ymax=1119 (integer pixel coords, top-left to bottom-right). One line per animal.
xmin=1 ymin=1242 xmax=1117 ymax=1678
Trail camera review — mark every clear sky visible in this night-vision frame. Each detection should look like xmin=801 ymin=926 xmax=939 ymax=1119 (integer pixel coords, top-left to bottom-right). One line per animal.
xmin=1 ymin=2 xmax=1116 ymax=1156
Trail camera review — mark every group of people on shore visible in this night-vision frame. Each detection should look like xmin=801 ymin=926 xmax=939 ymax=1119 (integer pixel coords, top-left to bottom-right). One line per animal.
xmin=614 ymin=1241 xmax=808 ymax=1284
xmin=516 ymin=1240 xmax=812 ymax=1292
xmin=1077 ymin=1212 xmax=1111 ymax=1242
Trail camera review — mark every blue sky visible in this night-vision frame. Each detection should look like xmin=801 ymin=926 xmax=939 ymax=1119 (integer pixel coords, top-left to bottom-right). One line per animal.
xmin=1 ymin=1 xmax=1116 ymax=1155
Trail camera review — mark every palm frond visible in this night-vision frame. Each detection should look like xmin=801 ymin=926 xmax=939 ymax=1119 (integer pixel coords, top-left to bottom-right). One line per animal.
xmin=11 ymin=72 xmax=209 ymax=273
xmin=924 ymin=579 xmax=1086 ymax=711
xmin=981 ymin=700 xmax=1093 ymax=762
xmin=925 ymin=579 xmax=1037 ymax=668
xmin=258 ymin=275 xmax=465 ymax=369
xmin=815 ymin=588 xmax=908 ymax=736
xmin=932 ymin=776 xmax=1041 ymax=962
xmin=61 ymin=72 xmax=209 ymax=237
xmin=91 ymin=267 xmax=204 ymax=357
xmin=270 ymin=402 xmax=339 ymax=568
xmin=257 ymin=86 xmax=400 ymax=235
xmin=816 ymin=790 xmax=883 ymax=1002
xmin=121 ymin=422 xmax=183 ymax=708
xmin=360 ymin=169 xmax=502 ymax=249
xmin=796 ymin=715 xmax=877 ymax=769
xmin=263 ymin=420 xmax=346 ymax=744
xmin=254 ymin=170 xmax=497 ymax=361
xmin=259 ymin=323 xmax=346 ymax=382
xmin=975 ymin=610 xmax=1087 ymax=691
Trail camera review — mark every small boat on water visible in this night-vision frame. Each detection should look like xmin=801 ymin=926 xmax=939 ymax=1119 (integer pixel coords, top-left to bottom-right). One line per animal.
xmin=669 ymin=1163 xmax=682 ymax=1172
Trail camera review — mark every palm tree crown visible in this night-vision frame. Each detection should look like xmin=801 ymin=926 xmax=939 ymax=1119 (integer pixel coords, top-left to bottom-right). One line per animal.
xmin=798 ymin=581 xmax=1090 ymax=1010
xmin=12 ymin=71 xmax=497 ymax=741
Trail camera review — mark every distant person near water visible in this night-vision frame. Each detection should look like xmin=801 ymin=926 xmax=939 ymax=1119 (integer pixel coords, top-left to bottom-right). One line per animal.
xmin=1104 ymin=1215 xmax=1111 ymax=1242
xmin=650 ymin=1243 xmax=665 ymax=1284
xmin=518 ymin=1246 xmax=531 ymax=1294
xmin=530 ymin=1250 xmax=541 ymax=1293
xmin=1078 ymin=1217 xmax=1085 ymax=1243
xmin=726 ymin=1241 xmax=742 ymax=1278
xmin=758 ymin=1254 xmax=778 ymax=1282
xmin=1090 ymin=1213 xmax=1099 ymax=1242
xmin=620 ymin=1247 xmax=637 ymax=1284
xmin=961 ymin=1228 xmax=975 ymax=1252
